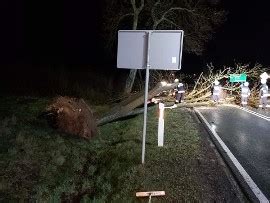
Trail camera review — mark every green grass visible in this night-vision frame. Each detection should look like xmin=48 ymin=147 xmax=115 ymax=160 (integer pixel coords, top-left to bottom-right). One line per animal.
xmin=0 ymin=96 xmax=201 ymax=202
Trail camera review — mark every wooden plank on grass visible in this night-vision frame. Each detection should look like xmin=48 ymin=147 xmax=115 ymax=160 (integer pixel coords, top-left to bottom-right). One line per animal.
xmin=136 ymin=191 xmax=165 ymax=197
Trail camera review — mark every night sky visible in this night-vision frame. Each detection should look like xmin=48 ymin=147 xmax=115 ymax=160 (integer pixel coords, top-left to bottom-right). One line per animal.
xmin=1 ymin=0 xmax=270 ymax=72
xmin=205 ymin=1 xmax=270 ymax=67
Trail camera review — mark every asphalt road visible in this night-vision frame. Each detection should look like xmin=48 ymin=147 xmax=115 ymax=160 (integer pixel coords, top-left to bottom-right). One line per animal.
xmin=198 ymin=106 xmax=270 ymax=200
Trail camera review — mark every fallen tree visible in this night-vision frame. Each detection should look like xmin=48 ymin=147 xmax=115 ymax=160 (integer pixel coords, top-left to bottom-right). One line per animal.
xmin=41 ymin=96 xmax=98 ymax=139
xmin=97 ymin=81 xmax=179 ymax=126
xmin=97 ymin=63 xmax=269 ymax=126
xmin=42 ymin=64 xmax=269 ymax=135
xmin=185 ymin=63 xmax=268 ymax=104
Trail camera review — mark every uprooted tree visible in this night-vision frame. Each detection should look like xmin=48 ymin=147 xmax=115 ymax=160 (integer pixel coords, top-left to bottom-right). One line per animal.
xmin=42 ymin=96 xmax=98 ymax=139
xmin=42 ymin=63 xmax=268 ymax=138
xmin=102 ymin=0 xmax=226 ymax=94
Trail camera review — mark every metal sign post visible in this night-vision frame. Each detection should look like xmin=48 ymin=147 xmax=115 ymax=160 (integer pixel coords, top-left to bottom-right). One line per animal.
xmin=142 ymin=31 xmax=151 ymax=164
xmin=117 ymin=30 xmax=184 ymax=164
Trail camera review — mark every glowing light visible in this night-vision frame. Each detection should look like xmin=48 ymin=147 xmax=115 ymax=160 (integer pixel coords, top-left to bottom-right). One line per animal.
xmin=161 ymin=81 xmax=167 ymax=86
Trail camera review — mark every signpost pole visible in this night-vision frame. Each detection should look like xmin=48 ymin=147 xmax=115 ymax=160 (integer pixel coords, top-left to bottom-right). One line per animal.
xmin=117 ymin=30 xmax=184 ymax=164
xmin=142 ymin=31 xmax=151 ymax=164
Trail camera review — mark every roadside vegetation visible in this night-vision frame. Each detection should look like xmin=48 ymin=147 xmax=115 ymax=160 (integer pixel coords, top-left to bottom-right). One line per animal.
xmin=0 ymin=96 xmax=204 ymax=202
xmin=0 ymin=63 xmax=256 ymax=201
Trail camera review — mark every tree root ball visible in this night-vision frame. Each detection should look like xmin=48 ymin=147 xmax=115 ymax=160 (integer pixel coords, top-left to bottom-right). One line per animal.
xmin=45 ymin=96 xmax=97 ymax=139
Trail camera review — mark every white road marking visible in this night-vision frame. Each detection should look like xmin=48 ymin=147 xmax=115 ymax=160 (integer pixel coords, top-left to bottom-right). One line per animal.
xmin=195 ymin=108 xmax=269 ymax=202
xmin=223 ymin=104 xmax=270 ymax=122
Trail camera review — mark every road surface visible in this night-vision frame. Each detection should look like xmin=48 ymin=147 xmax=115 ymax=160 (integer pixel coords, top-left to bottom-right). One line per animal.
xmin=197 ymin=105 xmax=270 ymax=200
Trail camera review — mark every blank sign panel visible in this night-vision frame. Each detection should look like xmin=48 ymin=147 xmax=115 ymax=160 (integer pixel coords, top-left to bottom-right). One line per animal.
xmin=117 ymin=31 xmax=147 ymax=69
xmin=149 ymin=31 xmax=183 ymax=70
xmin=117 ymin=30 xmax=184 ymax=70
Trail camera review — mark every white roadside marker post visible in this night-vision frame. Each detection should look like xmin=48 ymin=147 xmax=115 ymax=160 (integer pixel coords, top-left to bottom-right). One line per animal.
xmin=158 ymin=102 xmax=165 ymax=147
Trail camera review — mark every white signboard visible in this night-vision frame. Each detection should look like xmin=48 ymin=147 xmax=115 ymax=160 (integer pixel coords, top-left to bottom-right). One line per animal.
xmin=117 ymin=30 xmax=184 ymax=70
xmin=116 ymin=30 xmax=184 ymax=164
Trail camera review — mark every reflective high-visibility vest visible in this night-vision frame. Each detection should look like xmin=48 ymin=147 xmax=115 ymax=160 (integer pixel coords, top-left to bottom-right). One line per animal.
xmin=177 ymin=85 xmax=185 ymax=93
xmin=260 ymin=85 xmax=268 ymax=98
xmin=213 ymin=85 xmax=221 ymax=95
xmin=241 ymin=85 xmax=250 ymax=97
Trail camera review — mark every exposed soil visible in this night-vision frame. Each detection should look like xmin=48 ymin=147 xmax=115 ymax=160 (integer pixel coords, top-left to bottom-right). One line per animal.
xmin=44 ymin=96 xmax=97 ymax=139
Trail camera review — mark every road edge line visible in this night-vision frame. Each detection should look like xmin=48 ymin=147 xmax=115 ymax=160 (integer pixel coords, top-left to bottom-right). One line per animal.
xmin=223 ymin=104 xmax=270 ymax=121
xmin=194 ymin=108 xmax=269 ymax=203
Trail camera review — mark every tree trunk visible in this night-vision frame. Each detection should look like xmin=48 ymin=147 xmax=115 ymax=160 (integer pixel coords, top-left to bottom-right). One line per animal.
xmin=97 ymin=82 xmax=178 ymax=126
xmin=124 ymin=69 xmax=137 ymax=95
xmin=124 ymin=10 xmax=139 ymax=95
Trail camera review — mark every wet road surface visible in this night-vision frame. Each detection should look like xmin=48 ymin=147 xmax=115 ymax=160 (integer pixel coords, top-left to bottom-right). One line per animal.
xmin=246 ymin=106 xmax=270 ymax=118
xmin=198 ymin=106 xmax=270 ymax=200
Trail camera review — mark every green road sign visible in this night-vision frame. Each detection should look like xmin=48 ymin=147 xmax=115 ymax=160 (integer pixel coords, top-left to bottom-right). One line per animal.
xmin=229 ymin=73 xmax=247 ymax=82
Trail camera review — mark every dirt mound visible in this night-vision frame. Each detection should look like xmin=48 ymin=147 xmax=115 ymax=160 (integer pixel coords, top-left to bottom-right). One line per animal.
xmin=45 ymin=96 xmax=97 ymax=139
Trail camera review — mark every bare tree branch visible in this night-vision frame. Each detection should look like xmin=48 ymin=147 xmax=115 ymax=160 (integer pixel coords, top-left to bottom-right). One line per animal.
xmin=102 ymin=0 xmax=227 ymax=94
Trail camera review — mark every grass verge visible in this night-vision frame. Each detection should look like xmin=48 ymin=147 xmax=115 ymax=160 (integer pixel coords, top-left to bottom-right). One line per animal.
xmin=0 ymin=96 xmax=235 ymax=202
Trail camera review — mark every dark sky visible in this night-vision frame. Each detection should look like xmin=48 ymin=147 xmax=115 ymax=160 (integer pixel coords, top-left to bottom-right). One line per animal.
xmin=1 ymin=0 xmax=102 ymax=65
xmin=1 ymin=0 xmax=270 ymax=70
xmin=205 ymin=1 xmax=270 ymax=67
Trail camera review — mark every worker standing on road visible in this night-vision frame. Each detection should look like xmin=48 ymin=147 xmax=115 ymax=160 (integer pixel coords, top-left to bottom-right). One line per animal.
xmin=240 ymin=82 xmax=250 ymax=107
xmin=212 ymin=80 xmax=222 ymax=103
xmin=259 ymin=83 xmax=268 ymax=109
xmin=175 ymin=82 xmax=185 ymax=104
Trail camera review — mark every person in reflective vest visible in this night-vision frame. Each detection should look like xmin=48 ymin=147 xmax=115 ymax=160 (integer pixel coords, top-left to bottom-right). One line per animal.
xmin=212 ymin=80 xmax=222 ymax=102
xmin=175 ymin=82 xmax=185 ymax=103
xmin=240 ymin=82 xmax=250 ymax=107
xmin=259 ymin=84 xmax=268 ymax=109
